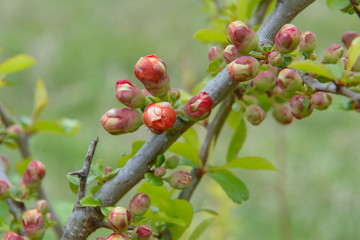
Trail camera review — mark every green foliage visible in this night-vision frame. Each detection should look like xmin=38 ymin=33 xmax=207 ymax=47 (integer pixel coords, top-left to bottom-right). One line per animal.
xmin=189 ymin=217 xmax=216 ymax=240
xmin=32 ymin=79 xmax=49 ymax=124
xmin=15 ymin=158 xmax=31 ymax=175
xmin=169 ymin=142 xmax=200 ymax=166
xmin=118 ymin=141 xmax=145 ymax=167
xmin=144 ymin=173 xmax=164 ymax=186
xmin=31 ymin=118 xmax=80 ymax=135
xmin=288 ymin=60 xmax=337 ymax=80
xmin=80 ymin=195 xmax=102 ymax=207
xmin=181 ymin=127 xmax=199 ymax=151
xmin=216 ymin=156 xmax=276 ymax=170
xmin=326 ymin=0 xmax=351 ymax=10
xmin=347 ymin=37 xmax=360 ymax=72
xmin=193 ymin=29 xmax=228 ymax=44
xmin=226 ymin=117 xmax=247 ymax=162
xmin=155 ymin=154 xmax=166 ymax=168
xmin=0 ymin=54 xmax=35 ymax=75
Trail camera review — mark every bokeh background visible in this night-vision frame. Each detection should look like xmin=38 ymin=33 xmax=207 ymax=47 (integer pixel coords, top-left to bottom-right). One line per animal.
xmin=0 ymin=0 xmax=360 ymax=239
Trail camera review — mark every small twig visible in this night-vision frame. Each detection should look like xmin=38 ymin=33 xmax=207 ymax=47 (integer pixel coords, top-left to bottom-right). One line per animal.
xmin=69 ymin=137 xmax=99 ymax=206
xmin=350 ymin=0 xmax=360 ymax=18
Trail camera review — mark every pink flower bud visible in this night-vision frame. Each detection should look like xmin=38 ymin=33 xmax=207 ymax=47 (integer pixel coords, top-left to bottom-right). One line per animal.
xmin=227 ymin=56 xmax=260 ymax=82
xmin=108 ymin=206 xmax=132 ymax=232
xmin=275 ymin=24 xmax=301 ymax=53
xmin=323 ymin=44 xmax=344 ymax=64
xmin=6 ymin=125 xmax=23 ymax=138
xmin=223 ymin=45 xmax=239 ymax=63
xmin=168 ymin=170 xmax=192 ymax=190
xmin=0 ymin=155 xmax=10 ymax=172
xmin=94 ymin=238 xmax=106 ymax=240
xmin=45 ymin=212 xmax=54 ymax=221
xmin=272 ymin=104 xmax=293 ymax=125
xmin=341 ymin=31 xmax=360 ymax=49
xmin=35 ymin=200 xmax=49 ymax=214
xmin=310 ymin=92 xmax=332 ymax=110
xmin=104 ymin=167 xmax=113 ymax=175
xmin=21 ymin=209 xmax=46 ymax=240
xmin=164 ymin=154 xmax=180 ymax=169
xmin=290 ymin=95 xmax=313 ymax=119
xmin=184 ymin=92 xmax=213 ymax=121
xmin=129 ymin=193 xmax=151 ymax=216
xmin=227 ymin=21 xmax=259 ymax=53
xmin=267 ymin=50 xmax=284 ymax=67
xmin=134 ymin=55 xmax=170 ymax=97
xmin=252 ymin=71 xmax=276 ymax=92
xmin=23 ymin=161 xmax=46 ymax=189
xmin=105 ymin=233 xmax=129 ymax=240
xmin=154 ymin=167 xmax=166 ymax=178
xmin=101 ymin=108 xmax=143 ymax=135
xmin=299 ymin=31 xmax=317 ymax=53
xmin=0 ymin=179 xmax=11 ymax=199
xmin=143 ymin=102 xmax=176 ymax=135
xmin=133 ymin=225 xmax=152 ymax=240
xmin=168 ymin=89 xmax=181 ymax=103
xmin=2 ymin=232 xmax=25 ymax=240
xmin=245 ymin=105 xmax=265 ymax=125
xmin=115 ymin=80 xmax=148 ymax=108
xmin=208 ymin=46 xmax=223 ymax=62
xmin=277 ymin=68 xmax=302 ymax=93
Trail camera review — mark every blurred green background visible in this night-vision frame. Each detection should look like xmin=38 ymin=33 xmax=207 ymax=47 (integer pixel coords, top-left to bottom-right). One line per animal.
xmin=0 ymin=0 xmax=360 ymax=239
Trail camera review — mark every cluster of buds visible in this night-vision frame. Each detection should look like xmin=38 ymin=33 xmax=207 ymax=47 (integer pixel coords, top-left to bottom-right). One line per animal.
xmin=21 ymin=209 xmax=46 ymax=240
xmin=22 ymin=160 xmax=46 ymax=190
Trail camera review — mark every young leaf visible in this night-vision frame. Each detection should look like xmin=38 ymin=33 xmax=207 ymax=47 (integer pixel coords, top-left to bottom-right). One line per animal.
xmin=144 ymin=173 xmax=164 ymax=186
xmin=66 ymin=175 xmax=79 ymax=194
xmin=193 ymin=208 xmax=218 ymax=216
xmin=182 ymin=127 xmax=199 ymax=151
xmin=189 ymin=217 xmax=216 ymax=240
xmin=100 ymin=207 xmax=113 ymax=218
xmin=218 ymin=156 xmax=276 ymax=170
xmin=164 ymin=200 xmax=193 ymax=240
xmin=31 ymin=118 xmax=80 ymax=135
xmin=326 ymin=0 xmax=350 ymax=10
xmin=16 ymin=158 xmax=31 ymax=175
xmin=155 ymin=154 xmax=166 ymax=168
xmin=80 ymin=195 xmax=102 ymax=207
xmin=168 ymin=142 xmax=200 ymax=166
xmin=236 ymin=0 xmax=248 ymax=21
xmin=0 ymin=54 xmax=35 ymax=75
xmin=347 ymin=37 xmax=360 ymax=72
xmin=193 ymin=29 xmax=228 ymax=43
xmin=118 ymin=141 xmax=145 ymax=167
xmin=32 ymin=79 xmax=49 ymax=124
xmin=226 ymin=117 xmax=247 ymax=162
xmin=288 ymin=60 xmax=337 ymax=80
xmin=208 ymin=169 xmax=249 ymax=204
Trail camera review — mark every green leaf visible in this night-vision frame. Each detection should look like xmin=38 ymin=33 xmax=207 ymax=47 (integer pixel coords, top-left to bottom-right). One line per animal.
xmin=0 ymin=54 xmax=35 ymax=74
xmin=66 ymin=175 xmax=79 ymax=194
xmin=182 ymin=127 xmax=199 ymax=151
xmin=288 ymin=60 xmax=337 ymax=80
xmin=144 ymin=173 xmax=164 ymax=186
xmin=80 ymin=195 xmax=102 ymax=207
xmin=226 ymin=104 xmax=242 ymax=129
xmin=137 ymin=181 xmax=171 ymax=205
xmin=209 ymin=169 xmax=249 ymax=204
xmin=91 ymin=185 xmax=101 ymax=195
xmin=207 ymin=60 xmax=221 ymax=75
xmin=194 ymin=209 xmax=218 ymax=216
xmin=0 ymin=215 xmax=10 ymax=232
xmin=189 ymin=217 xmax=216 ymax=240
xmin=219 ymin=156 xmax=276 ymax=170
xmin=226 ymin=117 xmax=246 ymax=162
xmin=193 ymin=29 xmax=228 ymax=44
xmin=347 ymin=37 xmax=360 ymax=72
xmin=155 ymin=154 xmax=166 ymax=168
xmin=327 ymin=61 xmax=345 ymax=79
xmin=32 ymin=79 xmax=49 ymax=123
xmin=178 ymin=156 xmax=198 ymax=167
xmin=326 ymin=0 xmax=350 ymax=9
xmin=31 ymin=118 xmax=80 ymax=135
xmin=118 ymin=141 xmax=145 ymax=167
xmin=165 ymin=200 xmax=193 ymax=240
xmin=169 ymin=142 xmax=200 ymax=166
xmin=100 ymin=207 xmax=113 ymax=218
xmin=16 ymin=158 xmax=31 ymax=175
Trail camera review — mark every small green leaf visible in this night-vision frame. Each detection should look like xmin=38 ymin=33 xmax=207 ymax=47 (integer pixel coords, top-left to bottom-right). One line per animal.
xmin=327 ymin=60 xmax=345 ymax=79
xmin=100 ymin=207 xmax=113 ymax=218
xmin=168 ymin=216 xmax=186 ymax=227
xmin=155 ymin=154 xmax=166 ymax=168
xmin=236 ymin=0 xmax=248 ymax=21
xmin=193 ymin=29 xmax=228 ymax=44
xmin=226 ymin=105 xmax=242 ymax=129
xmin=0 ymin=54 xmax=35 ymax=74
xmin=0 ymin=215 xmax=10 ymax=232
xmin=226 ymin=117 xmax=247 ymax=162
xmin=178 ymin=156 xmax=198 ymax=167
xmin=182 ymin=127 xmax=199 ymax=151
xmin=144 ymin=173 xmax=164 ymax=186
xmin=189 ymin=217 xmax=216 ymax=240
xmin=16 ymin=158 xmax=31 ymax=175
xmin=207 ymin=60 xmax=221 ymax=74
xmin=326 ymin=0 xmax=350 ymax=9
xmin=347 ymin=37 xmax=360 ymax=72
xmin=32 ymin=79 xmax=49 ymax=123
xmin=80 ymin=195 xmax=102 ymax=207
xmin=118 ymin=141 xmax=145 ymax=167
xmin=219 ymin=156 xmax=276 ymax=170
xmin=193 ymin=209 xmax=218 ymax=216
xmin=31 ymin=118 xmax=80 ymax=135
xmin=288 ymin=60 xmax=337 ymax=80
xmin=91 ymin=185 xmax=101 ymax=195
xmin=169 ymin=142 xmax=200 ymax=166
xmin=209 ymin=169 xmax=249 ymax=204
xmin=67 ymin=175 xmax=79 ymax=194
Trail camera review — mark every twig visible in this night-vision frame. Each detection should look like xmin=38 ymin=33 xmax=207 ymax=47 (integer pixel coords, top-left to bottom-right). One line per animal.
xmin=249 ymin=0 xmax=274 ymax=27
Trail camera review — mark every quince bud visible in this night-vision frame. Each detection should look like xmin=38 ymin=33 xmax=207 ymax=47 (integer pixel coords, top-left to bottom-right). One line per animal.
xmin=184 ymin=92 xmax=213 ymax=121
xmin=35 ymin=200 xmax=49 ymax=214
xmin=208 ymin=46 xmax=223 ymax=62
xmin=227 ymin=56 xmax=260 ymax=82
xmin=2 ymin=232 xmax=25 ymax=240
xmin=299 ymin=31 xmax=317 ymax=53
xmin=168 ymin=89 xmax=181 ymax=103
xmin=104 ymin=167 xmax=113 ymax=175
xmin=323 ymin=44 xmax=344 ymax=64
xmin=341 ymin=31 xmax=360 ymax=49
xmin=101 ymin=108 xmax=143 ymax=135
xmin=277 ymin=68 xmax=302 ymax=93
xmin=108 ymin=206 xmax=132 ymax=232
xmin=253 ymin=71 xmax=276 ymax=92
xmin=223 ymin=45 xmax=239 ymax=63
xmin=154 ymin=167 xmax=166 ymax=178
xmin=168 ymin=170 xmax=192 ymax=190
xmin=21 ymin=209 xmax=46 ymax=240
xmin=105 ymin=233 xmax=129 ymax=240
xmin=0 ymin=179 xmax=11 ymax=199
xmin=272 ymin=104 xmax=293 ymax=125
xmin=129 ymin=193 xmax=151 ymax=216
xmin=227 ymin=21 xmax=259 ymax=53
xmin=310 ymin=92 xmax=332 ymax=110
xmin=143 ymin=102 xmax=176 ymax=135
xmin=245 ymin=105 xmax=265 ymax=125
xmin=23 ymin=161 xmax=46 ymax=189
xmin=115 ymin=80 xmax=148 ymax=108
xmin=164 ymin=154 xmax=180 ymax=169
xmin=275 ymin=24 xmax=301 ymax=53
xmin=290 ymin=95 xmax=313 ymax=119
xmin=267 ymin=50 xmax=284 ymax=67
xmin=6 ymin=125 xmax=23 ymax=139
xmin=132 ymin=225 xmax=152 ymax=240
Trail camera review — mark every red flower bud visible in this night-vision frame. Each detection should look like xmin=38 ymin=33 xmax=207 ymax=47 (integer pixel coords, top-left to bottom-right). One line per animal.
xmin=277 ymin=68 xmax=302 ymax=93
xmin=299 ymin=31 xmax=317 ymax=53
xmin=341 ymin=31 xmax=360 ymax=49
xmin=168 ymin=89 xmax=181 ymax=103
xmin=101 ymin=108 xmax=143 ymax=135
xmin=0 ymin=155 xmax=10 ymax=172
xmin=133 ymin=225 xmax=152 ymax=240
xmin=35 ymin=200 xmax=49 ymax=214
xmin=208 ymin=46 xmax=223 ymax=62
xmin=129 ymin=193 xmax=151 ymax=216
xmin=267 ymin=50 xmax=284 ymax=67
xmin=272 ymin=104 xmax=293 ymax=125
xmin=275 ymin=24 xmax=301 ymax=53
xmin=154 ymin=167 xmax=166 ymax=178
xmin=6 ymin=125 xmax=23 ymax=138
xmin=253 ymin=71 xmax=276 ymax=92
xmin=105 ymin=233 xmax=129 ymax=240
xmin=104 ymin=167 xmax=113 ymax=175
xmin=21 ymin=209 xmax=46 ymax=240
xmin=227 ymin=21 xmax=259 ymax=53
xmin=2 ymin=232 xmax=25 ymax=240
xmin=143 ymin=102 xmax=176 ymax=135
xmin=164 ymin=154 xmax=180 ymax=169
xmin=0 ymin=179 xmax=11 ymax=199
xmin=168 ymin=170 xmax=192 ymax=190
xmin=184 ymin=92 xmax=213 ymax=121
xmin=23 ymin=161 xmax=46 ymax=189
xmin=310 ymin=92 xmax=332 ymax=110
xmin=323 ymin=44 xmax=344 ymax=64
xmin=115 ymin=80 xmax=148 ymax=108
xmin=134 ymin=55 xmax=170 ymax=97
xmin=245 ymin=105 xmax=265 ymax=125
xmin=223 ymin=45 xmax=239 ymax=63
xmin=227 ymin=56 xmax=260 ymax=82
xmin=108 ymin=206 xmax=132 ymax=232
xmin=290 ymin=95 xmax=313 ymax=119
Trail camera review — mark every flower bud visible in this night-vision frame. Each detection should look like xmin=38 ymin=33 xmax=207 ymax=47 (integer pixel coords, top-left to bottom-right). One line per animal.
xmin=252 ymin=71 xmax=276 ymax=92
xmin=105 ymin=233 xmax=129 ymax=240
xmin=299 ymin=31 xmax=317 ymax=53
xmin=18 ymin=180 xmax=29 ymax=199
xmin=310 ymin=92 xmax=332 ymax=110
xmin=277 ymin=68 xmax=302 ymax=93
xmin=104 ymin=167 xmax=113 ymax=175
xmin=208 ymin=46 xmax=223 ymax=62
xmin=143 ymin=102 xmax=176 ymax=135
xmin=115 ymin=80 xmax=148 ymax=108
xmin=267 ymin=50 xmax=284 ymax=67
xmin=134 ymin=55 xmax=170 ymax=97
xmin=227 ymin=21 xmax=259 ymax=53
xmin=290 ymin=95 xmax=313 ymax=119
xmin=227 ymin=56 xmax=260 ymax=82
xmin=35 ymin=200 xmax=49 ymax=214
xmin=129 ymin=193 xmax=151 ymax=216
xmin=245 ymin=105 xmax=265 ymax=125
xmin=21 ymin=209 xmax=46 ymax=240
xmin=242 ymin=95 xmax=258 ymax=106
xmin=94 ymin=238 xmax=106 ymax=240
xmin=323 ymin=44 xmax=344 ymax=64
xmin=164 ymin=154 xmax=180 ymax=169
xmin=0 ymin=155 xmax=10 ymax=172
xmin=223 ymin=45 xmax=238 ymax=63
xmin=108 ymin=206 xmax=132 ymax=232
xmin=275 ymin=24 xmax=301 ymax=53
xmin=2 ymin=232 xmax=25 ymax=240
xmin=272 ymin=104 xmax=293 ymax=125
xmin=168 ymin=89 xmax=181 ymax=103
xmin=6 ymin=125 xmax=23 ymax=138
xmin=101 ymin=108 xmax=143 ymax=135
xmin=184 ymin=92 xmax=213 ymax=121
xmin=0 ymin=179 xmax=11 ymax=199
xmin=154 ymin=167 xmax=166 ymax=178
xmin=168 ymin=170 xmax=192 ymax=190
xmin=133 ymin=225 xmax=152 ymax=240
xmin=23 ymin=161 xmax=46 ymax=189
xmin=341 ymin=31 xmax=360 ymax=49
xmin=45 ymin=212 xmax=54 ymax=221
xmin=309 ymin=53 xmax=317 ymax=61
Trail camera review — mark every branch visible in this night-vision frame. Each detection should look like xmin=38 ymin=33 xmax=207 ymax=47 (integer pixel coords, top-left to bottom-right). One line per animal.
xmin=249 ymin=0 xmax=274 ymax=27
